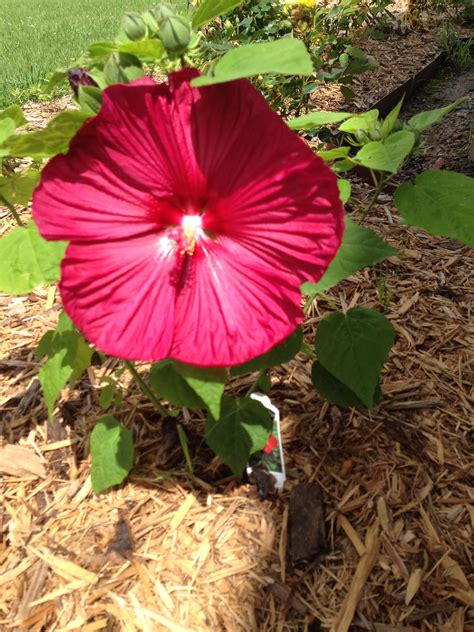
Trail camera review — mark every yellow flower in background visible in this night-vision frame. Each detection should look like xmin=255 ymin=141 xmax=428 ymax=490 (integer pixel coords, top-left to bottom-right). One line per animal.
xmin=283 ymin=0 xmax=316 ymax=7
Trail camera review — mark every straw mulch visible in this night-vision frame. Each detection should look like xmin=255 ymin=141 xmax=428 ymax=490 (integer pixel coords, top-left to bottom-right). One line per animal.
xmin=1 ymin=18 xmax=473 ymax=632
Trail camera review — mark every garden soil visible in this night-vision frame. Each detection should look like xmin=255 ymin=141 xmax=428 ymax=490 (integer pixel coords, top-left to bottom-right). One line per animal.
xmin=1 ymin=7 xmax=473 ymax=632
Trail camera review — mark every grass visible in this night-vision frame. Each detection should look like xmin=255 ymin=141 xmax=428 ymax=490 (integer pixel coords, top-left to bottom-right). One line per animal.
xmin=0 ymin=0 xmax=157 ymax=108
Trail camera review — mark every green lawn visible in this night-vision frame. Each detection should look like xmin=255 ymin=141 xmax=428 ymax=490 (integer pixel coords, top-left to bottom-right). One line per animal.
xmin=0 ymin=0 xmax=156 ymax=107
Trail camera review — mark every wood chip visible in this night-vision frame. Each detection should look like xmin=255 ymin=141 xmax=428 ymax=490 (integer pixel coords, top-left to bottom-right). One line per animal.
xmin=0 ymin=443 xmax=46 ymax=478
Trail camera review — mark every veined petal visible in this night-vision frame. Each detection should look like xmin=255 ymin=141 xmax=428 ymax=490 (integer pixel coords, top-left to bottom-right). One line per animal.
xmin=171 ymin=236 xmax=303 ymax=367
xmin=189 ymin=78 xmax=343 ymax=283
xmin=59 ymin=233 xmax=178 ymax=361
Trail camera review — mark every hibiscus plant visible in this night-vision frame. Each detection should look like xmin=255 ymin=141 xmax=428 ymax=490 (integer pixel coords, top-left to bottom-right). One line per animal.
xmin=0 ymin=0 xmax=473 ymax=493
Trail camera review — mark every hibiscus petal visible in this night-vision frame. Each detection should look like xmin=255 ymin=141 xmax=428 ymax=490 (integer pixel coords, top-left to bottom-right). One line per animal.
xmin=33 ymin=73 xmax=205 ymax=243
xmin=189 ymin=78 xmax=344 ymax=283
xmin=59 ymin=233 xmax=178 ymax=361
xmin=171 ymin=235 xmax=303 ymax=367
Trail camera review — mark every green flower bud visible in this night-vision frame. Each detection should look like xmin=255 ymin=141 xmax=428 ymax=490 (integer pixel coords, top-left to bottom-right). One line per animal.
xmin=355 ymin=129 xmax=368 ymax=143
xmin=121 ymin=12 xmax=146 ymax=41
xmin=142 ymin=10 xmax=159 ymax=33
xmin=153 ymin=3 xmax=176 ymax=21
xmin=368 ymin=121 xmax=383 ymax=141
xmin=159 ymin=15 xmax=192 ymax=55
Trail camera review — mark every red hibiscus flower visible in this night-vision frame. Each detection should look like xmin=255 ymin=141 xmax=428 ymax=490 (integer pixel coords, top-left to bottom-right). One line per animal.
xmin=33 ymin=70 xmax=343 ymax=367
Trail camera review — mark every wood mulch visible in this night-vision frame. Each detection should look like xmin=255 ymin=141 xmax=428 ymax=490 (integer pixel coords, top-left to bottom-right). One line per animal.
xmin=1 ymin=11 xmax=473 ymax=632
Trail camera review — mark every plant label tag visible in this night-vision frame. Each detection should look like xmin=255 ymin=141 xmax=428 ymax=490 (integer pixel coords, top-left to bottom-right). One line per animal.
xmin=247 ymin=393 xmax=286 ymax=494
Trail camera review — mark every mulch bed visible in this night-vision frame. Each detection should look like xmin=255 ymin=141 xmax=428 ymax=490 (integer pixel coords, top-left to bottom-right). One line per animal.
xmin=1 ymin=9 xmax=473 ymax=631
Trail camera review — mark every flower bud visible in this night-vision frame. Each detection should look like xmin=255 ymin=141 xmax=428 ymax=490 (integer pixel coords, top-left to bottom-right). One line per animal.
xmin=153 ymin=3 xmax=176 ymax=21
xmin=67 ymin=68 xmax=98 ymax=97
xmin=368 ymin=121 xmax=383 ymax=141
xmin=121 ymin=12 xmax=147 ymax=41
xmin=158 ymin=15 xmax=192 ymax=55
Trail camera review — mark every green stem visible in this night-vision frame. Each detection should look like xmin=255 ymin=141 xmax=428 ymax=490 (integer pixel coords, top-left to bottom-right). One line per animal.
xmin=124 ymin=360 xmax=169 ymax=417
xmin=358 ymin=174 xmax=385 ymax=225
xmin=246 ymin=369 xmax=266 ymax=397
xmin=0 ymin=194 xmax=24 ymax=227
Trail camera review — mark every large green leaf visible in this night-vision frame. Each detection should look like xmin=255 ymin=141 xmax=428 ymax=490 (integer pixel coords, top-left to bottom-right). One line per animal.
xmin=77 ymin=87 xmax=103 ymax=116
xmin=149 ymin=361 xmax=203 ymax=409
xmin=0 ymin=104 xmax=27 ymax=128
xmin=175 ymin=364 xmax=226 ymax=420
xmin=354 ymin=130 xmax=415 ymax=174
xmin=315 ymin=307 xmax=395 ymax=409
xmin=0 ymin=221 xmax=67 ymax=295
xmin=312 ymin=361 xmax=383 ymax=407
xmin=287 ymin=111 xmax=352 ymax=131
xmin=118 ymin=39 xmax=165 ymax=59
xmin=205 ymin=396 xmax=272 ymax=477
xmin=192 ymin=39 xmax=313 ymax=87
xmin=0 ymin=119 xmax=16 ymax=146
xmin=407 ymin=98 xmax=465 ymax=133
xmin=394 ymin=170 xmax=474 ymax=248
xmin=302 ymin=217 xmax=397 ymax=298
xmin=0 ymin=170 xmax=40 ymax=207
xmin=90 ymin=416 xmax=134 ymax=493
xmin=192 ymin=0 xmax=246 ymax=29
xmin=5 ymin=111 xmax=90 ymax=159
xmin=337 ymin=179 xmax=352 ymax=204
xmin=318 ymin=147 xmax=351 ymax=163
xmin=149 ymin=361 xmax=226 ymax=418
xmin=338 ymin=110 xmax=379 ymax=134
xmin=38 ymin=326 xmax=93 ymax=417
xmin=231 ymin=328 xmax=303 ymax=376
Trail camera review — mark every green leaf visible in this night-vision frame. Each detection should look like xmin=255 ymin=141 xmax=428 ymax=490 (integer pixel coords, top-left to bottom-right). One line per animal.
xmin=0 ymin=105 xmax=27 ymax=128
xmin=38 ymin=329 xmax=93 ymax=417
xmin=42 ymin=69 xmax=68 ymax=93
xmin=192 ymin=0 xmax=246 ymax=29
xmin=354 ymin=130 xmax=415 ymax=174
xmin=205 ymin=396 xmax=272 ymax=477
xmin=175 ymin=364 xmax=226 ymax=420
xmin=0 ymin=221 xmax=67 ymax=295
xmin=118 ymin=39 xmax=165 ymax=60
xmin=312 ymin=361 xmax=383 ymax=407
xmin=89 ymin=41 xmax=117 ymax=58
xmin=192 ymin=39 xmax=313 ymax=87
xmin=339 ymin=110 xmax=379 ymax=134
xmin=5 ymin=111 xmax=90 ymax=160
xmin=315 ymin=307 xmax=395 ymax=409
xmin=149 ymin=361 xmax=203 ymax=409
xmin=382 ymin=97 xmax=404 ymax=137
xmin=407 ymin=98 xmax=465 ymax=133
xmin=231 ymin=328 xmax=303 ymax=376
xmin=149 ymin=361 xmax=226 ymax=418
xmin=337 ymin=179 xmax=351 ymax=204
xmin=0 ymin=119 xmax=16 ymax=149
xmin=394 ymin=170 xmax=474 ymax=248
xmin=317 ymin=146 xmax=351 ymax=163
xmin=90 ymin=416 xmax=134 ymax=493
xmin=0 ymin=170 xmax=40 ymax=207
xmin=78 ymin=86 xmax=102 ymax=115
xmin=287 ymin=111 xmax=352 ymax=131
xmin=302 ymin=217 xmax=397 ymax=297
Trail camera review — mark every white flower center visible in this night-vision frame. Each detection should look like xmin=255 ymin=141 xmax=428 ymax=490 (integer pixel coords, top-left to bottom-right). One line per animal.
xmin=181 ymin=214 xmax=202 ymax=232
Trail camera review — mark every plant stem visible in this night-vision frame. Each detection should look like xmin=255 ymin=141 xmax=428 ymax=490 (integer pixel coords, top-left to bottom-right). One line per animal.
xmin=246 ymin=369 xmax=266 ymax=397
xmin=0 ymin=194 xmax=24 ymax=227
xmin=358 ymin=174 xmax=385 ymax=225
xmin=177 ymin=424 xmax=193 ymax=474
xmin=124 ymin=360 xmax=169 ymax=417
